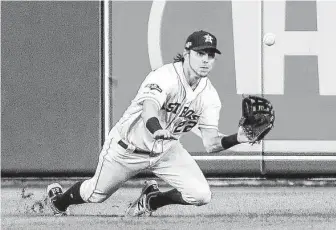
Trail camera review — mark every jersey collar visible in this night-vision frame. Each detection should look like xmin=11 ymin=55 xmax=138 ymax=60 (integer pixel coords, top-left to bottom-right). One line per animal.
xmin=174 ymin=62 xmax=207 ymax=100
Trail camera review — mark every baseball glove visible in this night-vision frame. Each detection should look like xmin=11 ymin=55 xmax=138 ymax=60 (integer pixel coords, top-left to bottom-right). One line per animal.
xmin=239 ymin=95 xmax=275 ymax=144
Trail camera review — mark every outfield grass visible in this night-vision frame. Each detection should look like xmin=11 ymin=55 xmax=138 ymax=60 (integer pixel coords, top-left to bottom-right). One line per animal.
xmin=2 ymin=179 xmax=336 ymax=230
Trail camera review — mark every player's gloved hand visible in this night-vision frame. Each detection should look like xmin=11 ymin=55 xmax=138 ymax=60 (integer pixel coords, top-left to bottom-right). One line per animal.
xmin=238 ymin=95 xmax=275 ymax=144
xmin=153 ymin=130 xmax=177 ymax=140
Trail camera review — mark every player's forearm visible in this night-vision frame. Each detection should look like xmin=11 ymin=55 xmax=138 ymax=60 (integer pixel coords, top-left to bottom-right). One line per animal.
xmin=206 ymin=133 xmax=239 ymax=153
xmin=221 ymin=133 xmax=239 ymax=150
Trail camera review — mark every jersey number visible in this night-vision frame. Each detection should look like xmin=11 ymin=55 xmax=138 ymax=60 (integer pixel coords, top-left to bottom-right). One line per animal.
xmin=173 ymin=121 xmax=197 ymax=133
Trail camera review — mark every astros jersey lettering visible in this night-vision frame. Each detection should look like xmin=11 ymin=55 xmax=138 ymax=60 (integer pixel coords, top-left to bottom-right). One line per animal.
xmin=114 ymin=62 xmax=221 ymax=153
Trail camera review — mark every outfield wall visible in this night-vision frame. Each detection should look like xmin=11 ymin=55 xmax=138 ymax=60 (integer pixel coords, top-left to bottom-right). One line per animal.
xmin=1 ymin=2 xmax=102 ymax=174
xmin=2 ymin=1 xmax=336 ymax=176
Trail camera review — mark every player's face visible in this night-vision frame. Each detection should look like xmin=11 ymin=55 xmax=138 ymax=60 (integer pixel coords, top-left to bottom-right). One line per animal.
xmin=188 ymin=49 xmax=216 ymax=77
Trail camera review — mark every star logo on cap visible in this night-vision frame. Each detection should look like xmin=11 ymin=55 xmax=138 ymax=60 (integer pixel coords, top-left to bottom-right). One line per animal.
xmin=185 ymin=42 xmax=192 ymax=48
xmin=204 ymin=34 xmax=213 ymax=43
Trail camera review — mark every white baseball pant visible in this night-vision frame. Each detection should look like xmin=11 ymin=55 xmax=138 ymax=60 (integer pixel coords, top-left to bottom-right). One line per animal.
xmin=79 ymin=134 xmax=211 ymax=205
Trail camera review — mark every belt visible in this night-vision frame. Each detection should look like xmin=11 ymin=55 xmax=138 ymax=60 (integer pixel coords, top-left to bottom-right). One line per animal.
xmin=117 ymin=140 xmax=151 ymax=155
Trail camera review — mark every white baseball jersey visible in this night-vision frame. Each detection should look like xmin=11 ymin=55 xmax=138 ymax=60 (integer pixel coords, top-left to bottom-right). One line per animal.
xmin=113 ymin=61 xmax=221 ymax=153
xmin=81 ymin=61 xmax=218 ymax=204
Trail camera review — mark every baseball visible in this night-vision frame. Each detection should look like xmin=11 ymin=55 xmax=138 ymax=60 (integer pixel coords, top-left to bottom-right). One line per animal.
xmin=263 ymin=33 xmax=276 ymax=46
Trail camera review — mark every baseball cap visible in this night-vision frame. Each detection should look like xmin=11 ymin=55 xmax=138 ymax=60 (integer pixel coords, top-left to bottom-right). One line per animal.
xmin=185 ymin=30 xmax=221 ymax=54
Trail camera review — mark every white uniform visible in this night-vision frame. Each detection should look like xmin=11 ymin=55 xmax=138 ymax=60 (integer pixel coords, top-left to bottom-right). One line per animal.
xmin=80 ymin=62 xmax=221 ymax=205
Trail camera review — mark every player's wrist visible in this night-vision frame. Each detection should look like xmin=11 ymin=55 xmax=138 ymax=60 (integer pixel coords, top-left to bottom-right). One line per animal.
xmin=221 ymin=133 xmax=239 ymax=150
xmin=146 ymin=117 xmax=163 ymax=134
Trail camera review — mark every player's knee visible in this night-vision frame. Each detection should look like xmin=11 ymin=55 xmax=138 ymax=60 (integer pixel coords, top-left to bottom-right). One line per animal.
xmin=193 ymin=188 xmax=212 ymax=206
xmin=79 ymin=179 xmax=109 ymax=203
xmin=85 ymin=191 xmax=109 ymax=203
xmin=183 ymin=187 xmax=212 ymax=206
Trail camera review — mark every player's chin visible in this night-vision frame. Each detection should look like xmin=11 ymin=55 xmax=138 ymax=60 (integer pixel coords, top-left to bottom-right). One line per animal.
xmin=198 ymin=70 xmax=210 ymax=77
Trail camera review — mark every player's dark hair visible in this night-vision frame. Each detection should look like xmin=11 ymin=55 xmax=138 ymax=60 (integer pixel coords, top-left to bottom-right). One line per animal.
xmin=173 ymin=53 xmax=184 ymax=63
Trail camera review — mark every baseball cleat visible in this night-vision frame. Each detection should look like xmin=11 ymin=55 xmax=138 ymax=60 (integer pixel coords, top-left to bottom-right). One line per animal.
xmin=46 ymin=183 xmax=69 ymax=216
xmin=125 ymin=180 xmax=160 ymax=217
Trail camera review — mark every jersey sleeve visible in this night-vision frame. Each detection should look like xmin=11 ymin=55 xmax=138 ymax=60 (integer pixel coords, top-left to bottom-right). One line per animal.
xmin=198 ymin=91 xmax=221 ymax=130
xmin=135 ymin=67 xmax=174 ymax=109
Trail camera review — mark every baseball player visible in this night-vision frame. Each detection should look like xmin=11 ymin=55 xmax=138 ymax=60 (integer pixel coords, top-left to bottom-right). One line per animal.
xmin=46 ymin=30 xmax=251 ymax=216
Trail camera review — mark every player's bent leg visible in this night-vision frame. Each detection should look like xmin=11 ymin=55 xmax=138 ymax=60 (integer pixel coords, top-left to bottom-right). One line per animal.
xmin=150 ymin=142 xmax=212 ymax=210
xmin=47 ymin=181 xmax=85 ymax=215
xmin=80 ymin=176 xmax=115 ymax=203
xmin=148 ymin=183 xmax=211 ymax=211
xmin=148 ymin=188 xmax=189 ymax=210
xmin=47 ymin=178 xmax=110 ymax=216
xmin=79 ymin=143 xmax=149 ymax=203
xmin=180 ymin=185 xmax=211 ymax=206
xmin=47 ymin=136 xmax=148 ymax=215
xmin=79 ymin=141 xmax=144 ymax=203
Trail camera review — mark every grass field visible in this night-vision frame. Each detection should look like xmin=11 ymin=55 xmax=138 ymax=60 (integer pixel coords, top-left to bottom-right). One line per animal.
xmin=2 ymin=178 xmax=336 ymax=230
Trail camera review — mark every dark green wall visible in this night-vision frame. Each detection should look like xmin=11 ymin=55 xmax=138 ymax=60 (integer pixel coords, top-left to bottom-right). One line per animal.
xmin=1 ymin=2 xmax=101 ymax=174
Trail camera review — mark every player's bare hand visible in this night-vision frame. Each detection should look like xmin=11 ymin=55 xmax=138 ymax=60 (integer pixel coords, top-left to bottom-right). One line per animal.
xmin=237 ymin=126 xmax=250 ymax=143
xmin=153 ymin=130 xmax=177 ymax=140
